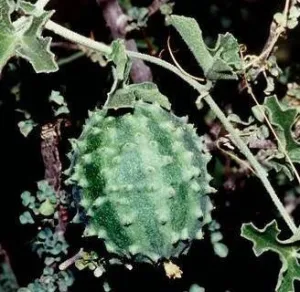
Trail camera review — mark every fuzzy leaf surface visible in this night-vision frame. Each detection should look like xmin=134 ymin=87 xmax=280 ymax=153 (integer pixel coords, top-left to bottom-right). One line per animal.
xmin=264 ymin=95 xmax=300 ymax=163
xmin=169 ymin=15 xmax=241 ymax=80
xmin=241 ymin=220 xmax=300 ymax=292
xmin=108 ymin=39 xmax=131 ymax=82
xmin=104 ymin=82 xmax=171 ymax=110
xmin=0 ymin=0 xmax=58 ymax=73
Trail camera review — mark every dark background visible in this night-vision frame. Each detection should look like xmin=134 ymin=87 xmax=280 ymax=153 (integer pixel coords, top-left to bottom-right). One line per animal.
xmin=1 ymin=0 xmax=300 ymax=291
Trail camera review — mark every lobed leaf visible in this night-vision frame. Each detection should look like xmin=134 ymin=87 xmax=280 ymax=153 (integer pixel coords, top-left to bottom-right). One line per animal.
xmin=168 ymin=15 xmax=242 ymax=80
xmin=0 ymin=0 xmax=58 ymax=73
xmin=241 ymin=220 xmax=300 ymax=292
xmin=264 ymin=95 xmax=300 ymax=163
xmin=104 ymin=82 xmax=171 ymax=110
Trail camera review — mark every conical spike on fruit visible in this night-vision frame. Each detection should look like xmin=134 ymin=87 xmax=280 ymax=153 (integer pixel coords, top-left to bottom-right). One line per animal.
xmin=66 ymin=99 xmax=214 ymax=268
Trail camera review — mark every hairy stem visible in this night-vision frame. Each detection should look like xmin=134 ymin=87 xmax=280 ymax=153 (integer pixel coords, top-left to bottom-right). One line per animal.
xmin=204 ymin=95 xmax=297 ymax=233
xmin=44 ymin=20 xmax=297 ymax=233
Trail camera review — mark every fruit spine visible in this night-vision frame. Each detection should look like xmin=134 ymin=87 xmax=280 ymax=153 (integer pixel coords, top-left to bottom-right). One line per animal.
xmin=66 ymin=99 xmax=214 ymax=265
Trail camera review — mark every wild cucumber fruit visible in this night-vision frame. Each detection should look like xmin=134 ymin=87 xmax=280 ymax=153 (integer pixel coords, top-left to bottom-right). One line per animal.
xmin=66 ymin=99 xmax=214 ymax=266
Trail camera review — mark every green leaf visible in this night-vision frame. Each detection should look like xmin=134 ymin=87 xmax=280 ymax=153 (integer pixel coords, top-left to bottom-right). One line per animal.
xmin=213 ymin=242 xmax=229 ymax=258
xmin=168 ymin=15 xmax=241 ymax=80
xmin=108 ymin=39 xmax=131 ymax=82
xmin=54 ymin=105 xmax=70 ymax=116
xmin=44 ymin=256 xmax=56 ymax=266
xmin=39 ymin=199 xmax=55 ymax=216
xmin=93 ymin=266 xmax=105 ymax=278
xmin=0 ymin=0 xmax=58 ymax=73
xmin=21 ymin=190 xmax=35 ymax=207
xmin=49 ymin=90 xmax=65 ymax=105
xmin=207 ymin=32 xmax=242 ymax=78
xmin=75 ymin=259 xmax=87 ymax=270
xmin=160 ymin=3 xmax=174 ymax=16
xmin=241 ymin=220 xmax=300 ymax=292
xmin=264 ymin=95 xmax=300 ymax=163
xmin=274 ymin=12 xmax=285 ymax=26
xmin=19 ymin=211 xmax=34 ymax=224
xmin=189 ymin=284 xmax=205 ymax=292
xmin=49 ymin=91 xmax=70 ymax=116
xmin=17 ymin=119 xmax=37 ymax=137
xmin=168 ymin=15 xmax=213 ymax=75
xmin=37 ymin=180 xmax=56 ymax=203
xmin=104 ymin=82 xmax=171 ymax=110
xmin=127 ymin=7 xmax=149 ymax=29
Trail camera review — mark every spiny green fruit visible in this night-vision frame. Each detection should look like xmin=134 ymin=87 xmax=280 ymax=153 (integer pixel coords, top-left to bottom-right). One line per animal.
xmin=66 ymin=99 xmax=214 ymax=266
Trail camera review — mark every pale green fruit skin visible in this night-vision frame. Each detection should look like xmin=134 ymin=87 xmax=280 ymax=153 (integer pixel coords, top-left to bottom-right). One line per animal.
xmin=67 ymin=100 xmax=214 ymax=264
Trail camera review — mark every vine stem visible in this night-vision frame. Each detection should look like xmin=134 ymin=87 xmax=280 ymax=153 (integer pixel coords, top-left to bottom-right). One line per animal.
xmin=44 ymin=20 xmax=297 ymax=234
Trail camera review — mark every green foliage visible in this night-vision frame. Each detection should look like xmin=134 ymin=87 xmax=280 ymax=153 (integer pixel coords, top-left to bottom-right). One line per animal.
xmin=274 ymin=4 xmax=300 ymax=29
xmin=74 ymin=251 xmax=106 ymax=278
xmin=0 ymin=262 xmax=19 ymax=292
xmin=107 ymin=39 xmax=131 ymax=83
xmin=241 ymin=220 xmax=300 ymax=292
xmin=20 ymin=180 xmax=57 ymax=220
xmin=19 ymin=211 xmax=34 ymax=224
xmin=189 ymin=284 xmax=205 ymax=292
xmin=18 ymin=178 xmax=73 ymax=291
xmin=0 ymin=0 xmax=58 ymax=73
xmin=226 ymin=94 xmax=300 ymax=180
xmin=263 ymin=95 xmax=300 ymax=164
xmin=18 ymin=267 xmax=73 ymax=292
xmin=168 ymin=15 xmax=242 ymax=80
xmin=1 ymin=0 xmax=300 ymax=290
xmin=49 ymin=90 xmax=70 ymax=117
xmin=104 ymin=82 xmax=171 ymax=110
xmin=33 ymin=227 xmax=69 ymax=259
xmin=17 ymin=119 xmax=37 ymax=137
xmin=127 ymin=7 xmax=149 ymax=30
xmin=18 ymin=222 xmax=73 ymax=291
xmin=66 ymin=83 xmax=214 ymax=266
xmin=208 ymin=220 xmax=228 ymax=258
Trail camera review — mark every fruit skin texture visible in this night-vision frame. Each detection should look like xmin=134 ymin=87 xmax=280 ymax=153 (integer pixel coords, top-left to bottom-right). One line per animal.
xmin=67 ymin=100 xmax=214 ymax=264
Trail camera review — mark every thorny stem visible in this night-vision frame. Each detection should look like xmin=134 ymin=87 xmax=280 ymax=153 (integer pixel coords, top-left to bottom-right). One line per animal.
xmin=44 ymin=20 xmax=297 ymax=233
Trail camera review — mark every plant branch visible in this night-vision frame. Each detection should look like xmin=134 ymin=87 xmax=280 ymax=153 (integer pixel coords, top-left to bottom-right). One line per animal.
xmin=40 ymin=118 xmax=70 ymax=233
xmin=57 ymin=51 xmax=85 ymax=66
xmin=45 ymin=20 xmax=207 ymax=91
xmin=244 ymin=0 xmax=295 ymax=71
xmin=244 ymin=76 xmax=300 ymax=186
xmin=96 ymin=0 xmax=153 ymax=83
xmin=44 ymin=20 xmax=297 ymax=233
